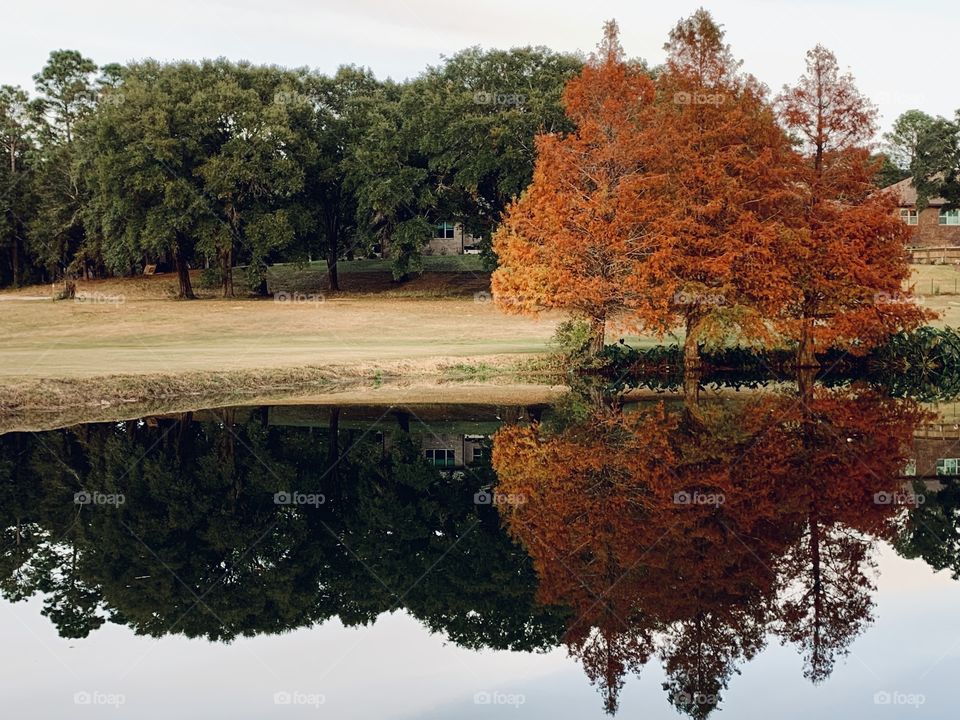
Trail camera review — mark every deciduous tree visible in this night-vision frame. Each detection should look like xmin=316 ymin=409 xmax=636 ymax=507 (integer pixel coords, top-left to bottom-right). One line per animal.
xmin=777 ymin=45 xmax=932 ymax=366
xmin=491 ymin=21 xmax=656 ymax=354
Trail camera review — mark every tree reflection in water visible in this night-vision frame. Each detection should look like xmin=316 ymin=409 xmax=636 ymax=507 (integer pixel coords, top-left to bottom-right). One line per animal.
xmin=494 ymin=385 xmax=930 ymax=716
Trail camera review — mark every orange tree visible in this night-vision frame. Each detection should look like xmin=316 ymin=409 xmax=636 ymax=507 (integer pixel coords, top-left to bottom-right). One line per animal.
xmin=634 ymin=10 xmax=799 ymax=368
xmin=776 ymin=45 xmax=933 ymax=366
xmin=491 ymin=21 xmax=657 ymax=355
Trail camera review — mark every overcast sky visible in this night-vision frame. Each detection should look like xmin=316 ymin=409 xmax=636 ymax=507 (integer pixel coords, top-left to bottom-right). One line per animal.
xmin=5 ymin=0 xmax=957 ymax=134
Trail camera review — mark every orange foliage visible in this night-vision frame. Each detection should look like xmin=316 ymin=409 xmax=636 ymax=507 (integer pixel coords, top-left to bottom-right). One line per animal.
xmin=491 ymin=20 xmax=656 ymax=353
xmin=492 ymin=387 xmax=928 ymax=715
xmin=493 ymin=15 xmax=933 ymax=366
xmin=776 ymin=45 xmax=935 ymax=362
xmin=637 ymin=10 xmax=799 ymax=365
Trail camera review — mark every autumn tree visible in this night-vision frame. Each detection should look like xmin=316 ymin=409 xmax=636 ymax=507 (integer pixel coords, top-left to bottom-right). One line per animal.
xmin=491 ymin=21 xmax=656 ymax=354
xmin=776 ymin=46 xmax=932 ymax=366
xmin=771 ymin=386 xmax=929 ymax=681
xmin=636 ymin=10 xmax=798 ymax=368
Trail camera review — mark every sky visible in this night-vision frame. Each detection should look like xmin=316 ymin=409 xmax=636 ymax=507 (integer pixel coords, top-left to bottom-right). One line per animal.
xmin=4 ymin=0 xmax=958 ymax=135
xmin=3 ymin=545 xmax=959 ymax=717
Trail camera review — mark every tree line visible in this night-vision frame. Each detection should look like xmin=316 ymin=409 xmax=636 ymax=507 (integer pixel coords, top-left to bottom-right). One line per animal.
xmin=0 ymin=47 xmax=583 ymax=295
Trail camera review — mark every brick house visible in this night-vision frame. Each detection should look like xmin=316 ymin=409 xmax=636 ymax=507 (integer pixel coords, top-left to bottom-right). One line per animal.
xmin=425 ymin=221 xmax=483 ymax=256
xmin=884 ymin=177 xmax=960 ymax=247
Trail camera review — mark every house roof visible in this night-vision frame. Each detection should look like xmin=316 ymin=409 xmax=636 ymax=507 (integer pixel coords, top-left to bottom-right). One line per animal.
xmin=883 ymin=176 xmax=949 ymax=208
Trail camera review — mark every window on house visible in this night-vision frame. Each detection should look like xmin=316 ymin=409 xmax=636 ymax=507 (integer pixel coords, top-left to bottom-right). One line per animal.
xmin=939 ymin=209 xmax=960 ymax=226
xmin=471 ymin=446 xmax=491 ymax=464
xmin=900 ymin=209 xmax=918 ymax=226
xmin=936 ymin=458 xmax=960 ymax=475
xmin=434 ymin=222 xmax=456 ymax=239
xmin=425 ymin=449 xmax=456 ymax=467
xmin=903 ymin=458 xmax=916 ymax=476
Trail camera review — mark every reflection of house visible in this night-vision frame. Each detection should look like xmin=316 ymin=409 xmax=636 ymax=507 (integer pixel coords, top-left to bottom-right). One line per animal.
xmin=884 ymin=177 xmax=960 ymax=248
xmin=905 ymin=403 xmax=960 ymax=479
xmin=265 ymin=404 xmax=543 ymax=469
xmin=425 ymin=222 xmax=483 ymax=256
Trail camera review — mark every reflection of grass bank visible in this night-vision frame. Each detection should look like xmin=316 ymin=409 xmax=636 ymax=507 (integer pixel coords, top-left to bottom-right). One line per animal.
xmin=0 ymin=357 xmax=562 ymax=434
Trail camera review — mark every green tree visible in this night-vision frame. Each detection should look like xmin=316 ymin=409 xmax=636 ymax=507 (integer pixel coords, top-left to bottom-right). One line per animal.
xmin=350 ymin=47 xmax=580 ymax=278
xmin=883 ymin=109 xmax=936 ymax=173
xmin=84 ymin=60 xmax=309 ymax=297
xmin=911 ymin=112 xmax=960 ymax=208
xmin=0 ymin=85 xmax=38 ymax=286
xmin=29 ymin=50 xmax=101 ymax=280
xmin=290 ymin=66 xmax=383 ymax=291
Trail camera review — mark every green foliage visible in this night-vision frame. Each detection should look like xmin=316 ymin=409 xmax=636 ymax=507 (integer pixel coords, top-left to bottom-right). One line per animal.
xmin=911 ymin=112 xmax=960 ymax=208
xmin=0 ymin=411 xmax=568 ymax=649
xmin=884 ymin=109 xmax=937 ymax=172
xmin=867 ymin=326 xmax=960 ymax=400
xmin=550 ymin=317 xmax=596 ymax=367
xmin=348 ymin=47 xmax=580 ymax=279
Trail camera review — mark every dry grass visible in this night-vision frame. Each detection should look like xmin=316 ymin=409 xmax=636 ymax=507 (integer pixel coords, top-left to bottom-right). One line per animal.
xmin=0 ymin=294 xmax=558 ymax=380
xmin=909 ymin=264 xmax=960 ymax=327
xmin=0 ymin=273 xmax=561 ymax=428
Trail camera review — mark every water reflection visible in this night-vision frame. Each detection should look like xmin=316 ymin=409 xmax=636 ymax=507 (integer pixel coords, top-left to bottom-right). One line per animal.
xmin=495 ymin=387 xmax=933 ymax=716
xmin=0 ymin=388 xmax=957 ymax=716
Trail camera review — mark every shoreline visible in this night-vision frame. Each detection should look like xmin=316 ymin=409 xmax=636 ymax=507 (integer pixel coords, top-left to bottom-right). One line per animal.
xmin=0 ymin=356 xmax=565 ymax=434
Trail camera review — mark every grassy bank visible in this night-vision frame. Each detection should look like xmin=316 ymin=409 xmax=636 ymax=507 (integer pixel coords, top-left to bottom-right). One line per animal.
xmin=0 ymin=356 xmax=564 ymax=434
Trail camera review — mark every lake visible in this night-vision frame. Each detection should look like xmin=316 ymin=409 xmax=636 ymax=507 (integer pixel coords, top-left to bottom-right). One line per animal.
xmin=2 ymin=387 xmax=959 ymax=718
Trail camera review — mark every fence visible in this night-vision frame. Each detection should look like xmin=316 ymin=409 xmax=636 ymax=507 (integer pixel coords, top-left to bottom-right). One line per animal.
xmin=909 ymin=246 xmax=960 ymax=265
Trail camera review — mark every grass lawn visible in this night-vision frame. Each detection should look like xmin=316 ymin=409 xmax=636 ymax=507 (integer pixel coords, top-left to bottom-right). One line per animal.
xmin=910 ymin=264 xmax=960 ymax=327
xmin=0 ymin=294 xmax=558 ymax=382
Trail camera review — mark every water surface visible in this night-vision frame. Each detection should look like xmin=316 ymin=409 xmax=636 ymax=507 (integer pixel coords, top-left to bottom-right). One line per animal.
xmin=2 ymin=391 xmax=959 ymax=718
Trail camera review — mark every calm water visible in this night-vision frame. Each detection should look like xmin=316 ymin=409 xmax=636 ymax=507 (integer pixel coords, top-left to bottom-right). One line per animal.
xmin=2 ymin=390 xmax=960 ymax=718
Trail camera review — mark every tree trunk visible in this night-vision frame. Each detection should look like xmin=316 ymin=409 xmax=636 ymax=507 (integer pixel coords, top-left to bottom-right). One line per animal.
xmin=11 ymin=239 xmax=19 ymax=287
xmin=797 ymin=317 xmax=820 ymax=368
xmin=683 ymin=369 xmax=705 ymax=425
xmin=797 ymin=366 xmax=817 ymax=406
xmin=221 ymin=247 xmax=234 ymax=298
xmin=589 ymin=316 xmax=606 ymax=356
xmin=173 ymin=245 xmax=195 ymax=299
xmin=327 ymin=407 xmax=341 ymax=488
xmin=327 ymin=230 xmax=340 ymax=292
xmin=683 ymin=315 xmax=702 ymax=370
